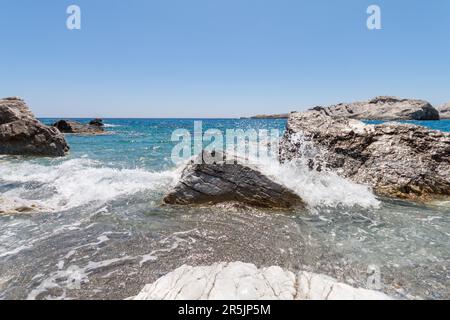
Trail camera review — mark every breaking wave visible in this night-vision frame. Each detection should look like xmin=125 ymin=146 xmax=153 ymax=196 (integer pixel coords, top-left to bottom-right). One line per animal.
xmin=257 ymin=159 xmax=380 ymax=209
xmin=0 ymin=136 xmax=378 ymax=214
xmin=0 ymin=158 xmax=180 ymax=212
xmin=243 ymin=132 xmax=380 ymax=209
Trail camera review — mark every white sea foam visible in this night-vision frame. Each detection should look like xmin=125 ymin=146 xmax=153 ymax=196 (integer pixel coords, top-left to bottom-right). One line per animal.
xmin=0 ymin=132 xmax=378 ymax=214
xmin=255 ymin=158 xmax=380 ymax=209
xmin=27 ymin=256 xmax=136 ymax=300
xmin=103 ymin=123 xmax=122 ymax=128
xmin=240 ymin=133 xmax=380 ymax=209
xmin=0 ymin=158 xmax=180 ymax=212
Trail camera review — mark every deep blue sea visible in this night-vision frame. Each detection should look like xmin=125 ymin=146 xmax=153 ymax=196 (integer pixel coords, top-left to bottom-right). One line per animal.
xmin=0 ymin=118 xmax=448 ymax=300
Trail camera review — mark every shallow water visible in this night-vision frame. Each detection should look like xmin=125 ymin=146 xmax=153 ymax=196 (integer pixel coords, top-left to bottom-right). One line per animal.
xmin=0 ymin=119 xmax=449 ymax=300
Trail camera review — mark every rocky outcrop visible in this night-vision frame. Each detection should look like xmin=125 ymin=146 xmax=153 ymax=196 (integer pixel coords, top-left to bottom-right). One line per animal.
xmin=89 ymin=118 xmax=104 ymax=127
xmin=310 ymin=96 xmax=440 ymax=120
xmin=134 ymin=262 xmax=391 ymax=300
xmin=0 ymin=97 xmax=69 ymax=156
xmin=164 ymin=151 xmax=303 ymax=208
xmin=438 ymin=103 xmax=450 ymax=119
xmin=279 ymin=110 xmax=450 ymax=200
xmin=53 ymin=119 xmax=104 ymax=135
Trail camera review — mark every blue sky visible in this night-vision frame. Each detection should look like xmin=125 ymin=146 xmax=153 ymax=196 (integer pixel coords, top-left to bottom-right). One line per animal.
xmin=0 ymin=0 xmax=449 ymax=117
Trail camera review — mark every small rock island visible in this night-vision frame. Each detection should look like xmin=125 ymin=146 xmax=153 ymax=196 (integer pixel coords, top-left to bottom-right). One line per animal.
xmin=53 ymin=118 xmax=105 ymax=135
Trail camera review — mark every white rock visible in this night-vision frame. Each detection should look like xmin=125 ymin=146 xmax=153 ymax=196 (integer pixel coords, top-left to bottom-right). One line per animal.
xmin=134 ymin=262 xmax=391 ymax=300
xmin=296 ymin=271 xmax=391 ymax=300
xmin=0 ymin=196 xmax=44 ymax=215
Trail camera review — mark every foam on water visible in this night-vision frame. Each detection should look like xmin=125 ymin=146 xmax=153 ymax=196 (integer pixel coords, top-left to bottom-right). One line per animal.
xmin=103 ymin=123 xmax=122 ymax=128
xmin=257 ymin=159 xmax=380 ymax=209
xmin=243 ymin=133 xmax=380 ymax=209
xmin=0 ymin=150 xmax=378 ymax=215
xmin=0 ymin=158 xmax=180 ymax=212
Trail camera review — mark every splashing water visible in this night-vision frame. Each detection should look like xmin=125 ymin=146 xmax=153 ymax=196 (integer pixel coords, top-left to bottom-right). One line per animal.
xmin=245 ymin=131 xmax=380 ymax=209
xmin=0 ymin=118 xmax=449 ymax=300
xmin=0 ymin=158 xmax=180 ymax=213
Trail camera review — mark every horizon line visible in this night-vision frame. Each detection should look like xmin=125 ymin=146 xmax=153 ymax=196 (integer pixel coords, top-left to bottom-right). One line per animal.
xmin=36 ymin=116 xmax=288 ymax=120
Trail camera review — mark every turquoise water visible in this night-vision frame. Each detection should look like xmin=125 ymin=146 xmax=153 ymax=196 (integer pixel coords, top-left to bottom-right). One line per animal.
xmin=41 ymin=118 xmax=288 ymax=170
xmin=365 ymin=119 xmax=450 ymax=132
xmin=0 ymin=119 xmax=448 ymax=300
xmin=38 ymin=118 xmax=450 ymax=170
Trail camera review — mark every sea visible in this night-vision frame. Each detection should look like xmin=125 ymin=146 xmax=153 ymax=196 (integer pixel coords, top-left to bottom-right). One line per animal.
xmin=0 ymin=118 xmax=449 ymax=299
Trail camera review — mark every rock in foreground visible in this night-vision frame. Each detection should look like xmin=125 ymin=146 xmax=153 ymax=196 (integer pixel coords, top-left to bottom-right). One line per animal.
xmin=438 ymin=103 xmax=450 ymax=119
xmin=0 ymin=97 xmax=69 ymax=156
xmin=164 ymin=151 xmax=303 ymax=208
xmin=310 ymin=96 xmax=440 ymax=120
xmin=280 ymin=111 xmax=450 ymax=200
xmin=134 ymin=262 xmax=391 ymax=300
xmin=53 ymin=119 xmax=105 ymax=135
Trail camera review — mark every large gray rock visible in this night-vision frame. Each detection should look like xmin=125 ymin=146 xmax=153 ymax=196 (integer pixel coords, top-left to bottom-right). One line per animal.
xmin=164 ymin=151 xmax=303 ymax=208
xmin=53 ymin=119 xmax=104 ymax=135
xmin=438 ymin=103 xmax=450 ymax=119
xmin=279 ymin=110 xmax=450 ymax=200
xmin=0 ymin=97 xmax=69 ymax=156
xmin=134 ymin=262 xmax=391 ymax=300
xmin=310 ymin=96 xmax=440 ymax=120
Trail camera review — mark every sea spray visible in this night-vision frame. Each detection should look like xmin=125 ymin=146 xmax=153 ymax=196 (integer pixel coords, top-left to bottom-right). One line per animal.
xmin=0 ymin=158 xmax=182 ymax=212
xmin=241 ymin=132 xmax=380 ymax=209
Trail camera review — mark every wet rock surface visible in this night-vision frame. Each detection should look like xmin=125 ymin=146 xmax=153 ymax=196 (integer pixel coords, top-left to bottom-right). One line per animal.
xmin=0 ymin=97 xmax=69 ymax=156
xmin=164 ymin=151 xmax=304 ymax=208
xmin=280 ymin=110 xmax=450 ymax=200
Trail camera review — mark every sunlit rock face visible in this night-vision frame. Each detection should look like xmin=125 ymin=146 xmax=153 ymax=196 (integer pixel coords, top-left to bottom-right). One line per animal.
xmin=134 ymin=262 xmax=391 ymax=300
xmin=309 ymin=96 xmax=440 ymax=120
xmin=0 ymin=97 xmax=69 ymax=157
xmin=438 ymin=103 xmax=450 ymax=119
xmin=279 ymin=110 xmax=450 ymax=201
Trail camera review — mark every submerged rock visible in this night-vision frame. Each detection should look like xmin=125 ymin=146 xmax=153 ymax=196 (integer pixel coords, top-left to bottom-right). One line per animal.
xmin=279 ymin=110 xmax=450 ymax=200
xmin=164 ymin=151 xmax=303 ymax=208
xmin=438 ymin=103 xmax=450 ymax=119
xmin=53 ymin=119 xmax=105 ymax=135
xmin=0 ymin=97 xmax=69 ymax=156
xmin=310 ymin=96 xmax=440 ymax=120
xmin=134 ymin=262 xmax=391 ymax=300
xmin=0 ymin=196 xmax=43 ymax=215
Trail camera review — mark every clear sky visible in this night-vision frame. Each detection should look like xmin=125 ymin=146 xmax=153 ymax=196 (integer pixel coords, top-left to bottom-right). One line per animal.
xmin=1 ymin=0 xmax=449 ymax=118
